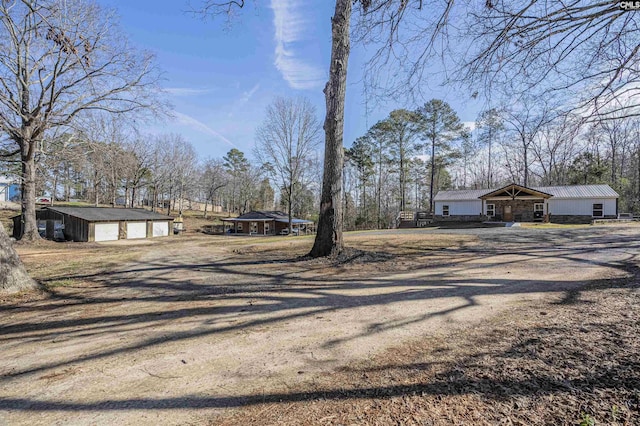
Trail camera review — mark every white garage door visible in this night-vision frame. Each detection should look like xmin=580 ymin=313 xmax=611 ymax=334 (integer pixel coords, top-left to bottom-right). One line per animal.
xmin=152 ymin=221 xmax=169 ymax=237
xmin=95 ymin=223 xmax=119 ymax=242
xmin=127 ymin=222 xmax=147 ymax=239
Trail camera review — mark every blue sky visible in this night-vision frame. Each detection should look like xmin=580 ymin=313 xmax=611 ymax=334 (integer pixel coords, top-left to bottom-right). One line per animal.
xmin=97 ymin=0 xmax=482 ymax=160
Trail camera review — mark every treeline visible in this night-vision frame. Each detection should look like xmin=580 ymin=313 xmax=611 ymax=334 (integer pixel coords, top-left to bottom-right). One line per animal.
xmin=343 ymin=99 xmax=640 ymax=229
xmin=12 ymin=128 xmax=322 ymax=221
xmin=6 ymin=96 xmax=639 ymax=230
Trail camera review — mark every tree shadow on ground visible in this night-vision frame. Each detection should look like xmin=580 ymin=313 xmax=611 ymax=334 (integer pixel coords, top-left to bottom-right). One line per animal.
xmin=0 ymin=227 xmax=639 ymax=422
xmin=0 ymin=276 xmax=638 ymax=424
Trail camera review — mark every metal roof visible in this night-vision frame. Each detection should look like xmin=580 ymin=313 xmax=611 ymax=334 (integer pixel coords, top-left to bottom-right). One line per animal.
xmin=43 ymin=207 xmax=173 ymax=221
xmin=434 ymin=189 xmax=494 ymax=201
xmin=222 ymin=210 xmax=313 ymax=223
xmin=533 ymin=185 xmax=619 ymax=199
xmin=480 ymin=183 xmax=553 ymax=199
xmin=434 ymin=184 xmax=618 ymax=201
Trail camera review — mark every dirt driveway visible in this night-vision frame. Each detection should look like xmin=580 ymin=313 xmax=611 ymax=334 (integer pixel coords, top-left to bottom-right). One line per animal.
xmin=1 ymin=226 xmax=639 ymax=425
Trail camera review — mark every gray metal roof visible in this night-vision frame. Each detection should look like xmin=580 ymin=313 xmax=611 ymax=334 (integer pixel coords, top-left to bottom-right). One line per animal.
xmin=434 ymin=184 xmax=618 ymax=201
xmin=434 ymin=189 xmax=494 ymax=201
xmin=533 ymin=185 xmax=619 ymax=199
xmin=222 ymin=210 xmax=313 ymax=223
xmin=43 ymin=207 xmax=173 ymax=221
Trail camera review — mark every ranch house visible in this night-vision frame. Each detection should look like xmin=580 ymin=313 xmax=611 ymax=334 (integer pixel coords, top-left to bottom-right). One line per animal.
xmin=433 ymin=183 xmax=619 ymax=224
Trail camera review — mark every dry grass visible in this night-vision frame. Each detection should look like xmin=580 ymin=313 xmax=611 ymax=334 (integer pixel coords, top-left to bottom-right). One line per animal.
xmin=0 ymin=208 xmax=18 ymax=233
xmin=519 ymin=222 xmax=591 ymax=229
xmin=16 ymin=241 xmax=143 ymax=288
xmin=4 ymin=227 xmax=639 ymax=424
xmin=219 ymin=233 xmax=477 ymax=269
xmin=214 ymin=275 xmax=640 ymax=426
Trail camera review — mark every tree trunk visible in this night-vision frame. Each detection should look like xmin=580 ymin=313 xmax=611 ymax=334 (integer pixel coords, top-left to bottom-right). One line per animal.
xmin=288 ymin=183 xmax=293 ymax=234
xmin=400 ymin=147 xmax=405 ymax=211
xmin=429 ymin=135 xmax=436 ymax=212
xmin=51 ymin=173 xmax=58 ymax=207
xmin=377 ymin=146 xmax=382 ymax=229
xmin=20 ymin=147 xmax=40 ymax=241
xmin=523 ymin=141 xmax=529 ymax=187
xmin=0 ymin=222 xmax=38 ymax=294
xmin=309 ymin=0 xmax=351 ymax=257
xmin=487 ymin=127 xmax=492 ymax=188
xmin=65 ymin=166 xmax=71 ymax=202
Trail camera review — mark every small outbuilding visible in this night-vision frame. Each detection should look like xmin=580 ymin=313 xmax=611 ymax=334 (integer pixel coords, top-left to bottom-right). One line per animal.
xmin=434 ymin=183 xmax=619 ymax=224
xmin=14 ymin=206 xmax=174 ymax=242
xmin=222 ymin=211 xmax=314 ymax=235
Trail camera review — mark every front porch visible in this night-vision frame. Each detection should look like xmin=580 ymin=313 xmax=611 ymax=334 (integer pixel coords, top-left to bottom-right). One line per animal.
xmin=480 ymin=184 xmax=552 ymax=223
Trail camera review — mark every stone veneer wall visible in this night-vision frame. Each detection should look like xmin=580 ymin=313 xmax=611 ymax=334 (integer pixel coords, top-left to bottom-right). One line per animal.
xmin=435 ymin=215 xmax=486 ymax=222
xmin=491 ymin=199 xmax=541 ymax=222
xmin=550 ymin=215 xmax=616 ymax=224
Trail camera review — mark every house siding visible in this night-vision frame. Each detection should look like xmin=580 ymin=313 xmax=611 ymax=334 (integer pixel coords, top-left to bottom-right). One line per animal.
xmin=433 ymin=194 xmax=617 ymax=223
xmin=435 ymin=200 xmax=482 ymax=216
xmin=547 ymin=198 xmax=616 ymax=217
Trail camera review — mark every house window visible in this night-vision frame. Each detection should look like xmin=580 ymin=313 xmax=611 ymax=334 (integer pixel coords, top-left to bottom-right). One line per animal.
xmin=250 ymin=222 xmax=257 ymax=234
xmin=486 ymin=204 xmax=495 ymax=217
xmin=593 ymin=203 xmax=604 ymax=217
xmin=237 ymin=222 xmax=243 ymax=231
xmin=442 ymin=205 xmax=450 ymax=217
xmin=534 ymin=203 xmax=544 ymax=213
xmin=265 ymin=223 xmax=270 ymax=234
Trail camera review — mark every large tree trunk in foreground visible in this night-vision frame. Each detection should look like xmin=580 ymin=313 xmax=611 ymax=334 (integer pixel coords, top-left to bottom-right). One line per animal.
xmin=21 ymin=146 xmax=41 ymax=241
xmin=0 ymin=222 xmax=38 ymax=294
xmin=309 ymin=0 xmax=351 ymax=258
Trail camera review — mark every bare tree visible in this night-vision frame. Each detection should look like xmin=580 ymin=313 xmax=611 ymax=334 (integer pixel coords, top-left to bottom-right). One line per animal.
xmin=462 ymin=1 xmax=640 ymax=121
xmin=123 ymin=138 xmax=153 ymax=208
xmin=201 ymin=157 xmax=227 ymax=218
xmin=0 ymin=0 xmax=162 ymax=242
xmin=168 ymin=137 xmax=197 ymax=213
xmin=531 ymin=114 xmax=582 ymax=185
xmin=501 ymin=100 xmax=554 ymax=187
xmin=255 ymin=97 xmax=321 ymax=233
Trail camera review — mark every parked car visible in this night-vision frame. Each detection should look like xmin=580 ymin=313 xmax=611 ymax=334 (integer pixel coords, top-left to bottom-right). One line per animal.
xmin=37 ymin=222 xmax=65 ymax=241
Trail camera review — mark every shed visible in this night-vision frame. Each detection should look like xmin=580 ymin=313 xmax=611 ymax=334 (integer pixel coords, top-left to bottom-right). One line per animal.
xmin=16 ymin=207 xmax=174 ymax=242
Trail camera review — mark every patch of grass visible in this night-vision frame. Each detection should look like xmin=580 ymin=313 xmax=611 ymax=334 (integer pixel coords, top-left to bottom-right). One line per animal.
xmin=18 ymin=245 xmax=142 ymax=283
xmin=520 ymin=222 xmax=590 ymax=229
xmin=44 ymin=279 xmax=77 ymax=289
xmin=0 ymin=208 xmax=19 ymax=234
xmin=51 ymin=201 xmax=94 ymax=207
xmin=579 ymin=413 xmax=596 ymax=426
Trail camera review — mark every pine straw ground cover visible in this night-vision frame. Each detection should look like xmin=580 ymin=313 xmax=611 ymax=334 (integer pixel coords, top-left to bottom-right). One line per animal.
xmin=213 ymin=272 xmax=640 ymax=426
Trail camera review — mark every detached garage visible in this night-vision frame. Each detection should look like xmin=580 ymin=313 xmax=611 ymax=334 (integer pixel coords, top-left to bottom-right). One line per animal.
xmin=30 ymin=207 xmax=174 ymax=242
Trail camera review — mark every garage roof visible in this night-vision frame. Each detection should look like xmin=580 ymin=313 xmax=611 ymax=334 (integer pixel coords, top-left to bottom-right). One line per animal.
xmin=43 ymin=207 xmax=173 ymax=221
